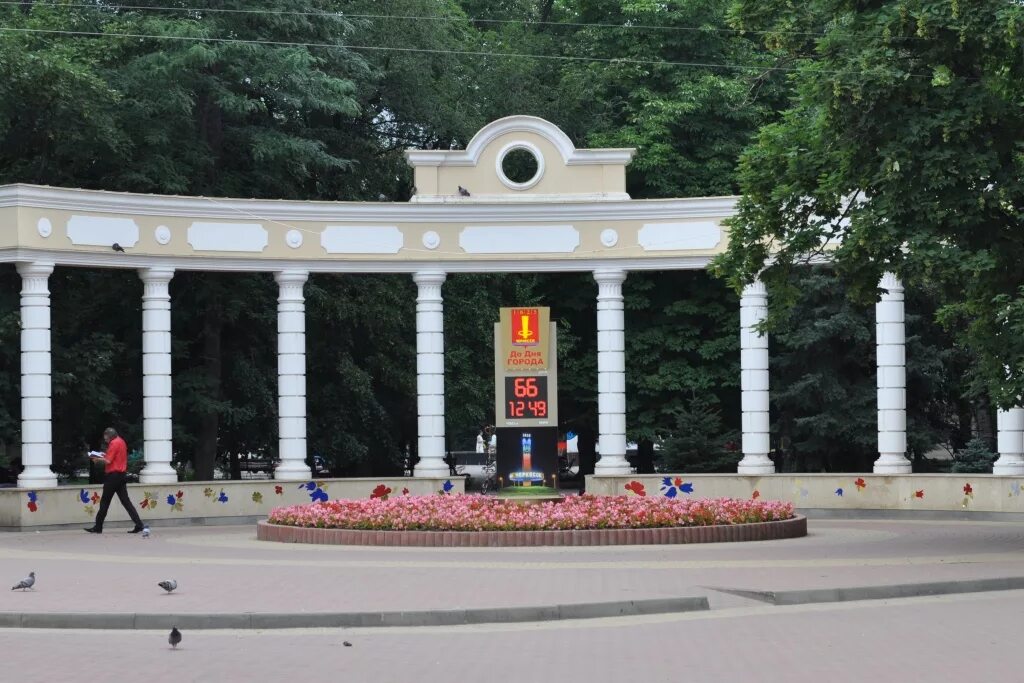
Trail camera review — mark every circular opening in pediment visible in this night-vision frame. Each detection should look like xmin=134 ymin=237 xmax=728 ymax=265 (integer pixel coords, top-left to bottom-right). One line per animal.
xmin=496 ymin=142 xmax=544 ymax=190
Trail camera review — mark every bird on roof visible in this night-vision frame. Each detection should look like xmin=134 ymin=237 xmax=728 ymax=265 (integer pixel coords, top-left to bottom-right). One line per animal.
xmin=458 ymin=186 xmax=471 ymax=197
xmin=112 ymin=243 xmax=125 ymax=253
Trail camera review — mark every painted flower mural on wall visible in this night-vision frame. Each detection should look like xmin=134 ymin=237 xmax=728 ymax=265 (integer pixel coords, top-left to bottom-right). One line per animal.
xmin=26 ymin=491 xmax=39 ymax=512
xmin=371 ymin=484 xmax=392 ymax=500
xmin=252 ymin=491 xmax=264 ymax=504
xmin=300 ymin=481 xmax=329 ymax=503
xmin=854 ymin=478 xmax=867 ymax=491
xmin=166 ymin=490 xmax=184 ymax=511
xmin=139 ymin=491 xmax=159 ymax=510
xmin=217 ymin=489 xmax=228 ymax=503
xmin=624 ymin=481 xmax=646 ymax=497
xmin=660 ymin=477 xmax=693 ymax=498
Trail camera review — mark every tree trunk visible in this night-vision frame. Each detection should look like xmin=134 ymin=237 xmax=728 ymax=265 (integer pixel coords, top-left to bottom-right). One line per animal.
xmin=635 ymin=439 xmax=655 ymax=474
xmin=194 ymin=300 xmax=223 ymax=481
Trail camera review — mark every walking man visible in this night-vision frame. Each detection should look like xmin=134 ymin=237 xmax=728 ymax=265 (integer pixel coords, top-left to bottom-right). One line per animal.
xmin=85 ymin=428 xmax=145 ymax=534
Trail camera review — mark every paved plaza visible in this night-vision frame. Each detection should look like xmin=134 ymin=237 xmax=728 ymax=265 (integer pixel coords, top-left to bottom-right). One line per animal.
xmin=2 ymin=517 xmax=1024 ymax=681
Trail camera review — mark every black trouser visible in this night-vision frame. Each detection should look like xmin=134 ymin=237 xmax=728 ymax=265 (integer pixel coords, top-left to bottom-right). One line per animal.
xmin=94 ymin=472 xmax=143 ymax=530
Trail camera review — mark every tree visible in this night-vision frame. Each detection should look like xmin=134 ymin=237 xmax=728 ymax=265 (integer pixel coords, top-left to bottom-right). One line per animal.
xmin=718 ymin=0 xmax=1024 ymax=405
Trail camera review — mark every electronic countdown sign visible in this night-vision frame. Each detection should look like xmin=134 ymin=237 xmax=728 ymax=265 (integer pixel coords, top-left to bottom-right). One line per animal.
xmin=494 ymin=307 xmax=559 ymax=489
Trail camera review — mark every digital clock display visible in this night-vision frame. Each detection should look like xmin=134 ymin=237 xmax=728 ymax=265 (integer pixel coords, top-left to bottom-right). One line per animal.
xmin=504 ymin=376 xmax=549 ymax=419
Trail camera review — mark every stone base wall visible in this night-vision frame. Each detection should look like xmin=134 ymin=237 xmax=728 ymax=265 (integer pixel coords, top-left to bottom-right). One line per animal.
xmin=0 ymin=477 xmax=462 ymax=530
xmin=585 ymin=473 xmax=1024 ymax=514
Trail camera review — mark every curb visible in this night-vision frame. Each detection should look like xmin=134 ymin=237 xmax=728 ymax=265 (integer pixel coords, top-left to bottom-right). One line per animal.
xmin=709 ymin=576 xmax=1024 ymax=606
xmin=0 ymin=596 xmax=710 ymax=630
xmin=256 ymin=515 xmax=807 ymax=546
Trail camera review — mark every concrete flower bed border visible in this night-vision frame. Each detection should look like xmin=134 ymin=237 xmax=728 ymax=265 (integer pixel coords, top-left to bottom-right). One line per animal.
xmin=256 ymin=515 xmax=807 ymax=546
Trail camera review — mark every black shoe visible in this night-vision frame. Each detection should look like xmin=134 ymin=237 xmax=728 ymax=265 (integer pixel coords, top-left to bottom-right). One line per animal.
xmin=84 ymin=527 xmax=102 ymax=534
xmin=127 ymin=525 xmax=144 ymax=534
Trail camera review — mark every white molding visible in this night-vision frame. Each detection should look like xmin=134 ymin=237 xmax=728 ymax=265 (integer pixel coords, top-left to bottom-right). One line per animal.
xmin=187 ymin=222 xmax=268 ymax=252
xmin=321 ymin=225 xmax=404 ymax=254
xmin=0 ymin=248 xmax=716 ymax=273
xmin=66 ymin=215 xmax=140 ymax=248
xmin=495 ymin=141 xmax=545 ymax=191
xmin=0 ymin=183 xmax=736 ymax=222
xmin=638 ymin=221 xmax=721 ymax=251
xmin=404 ymin=115 xmax=635 ymax=168
xmin=458 ymin=225 xmax=579 ymax=254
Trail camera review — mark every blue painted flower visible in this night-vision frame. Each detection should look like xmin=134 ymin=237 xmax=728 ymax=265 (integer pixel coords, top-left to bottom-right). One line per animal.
xmin=79 ymin=489 xmax=89 ymax=504
xmin=311 ymin=488 xmax=329 ymax=503
xmin=27 ymin=491 xmax=38 ymax=503
xmin=659 ymin=477 xmax=692 ymax=498
xmin=302 ymin=481 xmax=317 ymax=491
xmin=166 ymin=494 xmax=176 ymax=505
xmin=679 ymin=482 xmax=694 ymax=494
xmin=217 ymin=490 xmax=228 ymax=503
xmin=663 ymin=486 xmax=678 ymax=499
xmin=835 ymin=488 xmax=844 ymax=497
xmin=442 ymin=480 xmax=454 ymax=493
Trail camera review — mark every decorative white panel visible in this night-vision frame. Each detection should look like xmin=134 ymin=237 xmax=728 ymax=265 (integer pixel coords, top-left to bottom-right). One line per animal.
xmin=422 ymin=231 xmax=441 ymax=250
xmin=154 ymin=225 xmax=171 ymax=245
xmin=638 ymin=221 xmax=721 ymax=251
xmin=36 ymin=218 xmax=52 ymax=238
xmin=320 ymin=226 xmax=404 ymax=254
xmin=66 ymin=216 xmax=140 ymax=248
xmin=187 ymin=222 xmax=268 ymax=252
xmin=459 ymin=225 xmax=579 ymax=254
xmin=285 ymin=229 xmax=303 ymax=249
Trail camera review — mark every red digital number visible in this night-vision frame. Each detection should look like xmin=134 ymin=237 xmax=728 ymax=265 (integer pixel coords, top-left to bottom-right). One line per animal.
xmin=528 ymin=400 xmax=547 ymax=417
xmin=507 ymin=400 xmax=525 ymax=417
xmin=513 ymin=377 xmax=539 ymax=398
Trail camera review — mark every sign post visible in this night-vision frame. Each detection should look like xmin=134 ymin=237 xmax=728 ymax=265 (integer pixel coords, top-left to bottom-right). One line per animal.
xmin=494 ymin=307 xmax=558 ymax=489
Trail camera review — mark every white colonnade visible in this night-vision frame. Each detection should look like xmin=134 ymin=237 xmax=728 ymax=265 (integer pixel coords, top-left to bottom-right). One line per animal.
xmin=594 ymin=269 xmax=630 ymax=474
xmin=413 ymin=270 xmax=449 ymax=477
xmin=139 ymin=268 xmax=177 ymax=483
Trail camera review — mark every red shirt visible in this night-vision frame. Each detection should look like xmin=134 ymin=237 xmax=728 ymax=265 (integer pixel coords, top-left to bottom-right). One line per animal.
xmin=104 ymin=436 xmax=128 ymax=473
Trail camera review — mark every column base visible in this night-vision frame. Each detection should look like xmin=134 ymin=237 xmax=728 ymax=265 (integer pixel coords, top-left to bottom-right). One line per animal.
xmin=737 ymin=454 xmax=775 ymax=475
xmin=413 ymin=463 xmax=450 ymax=478
xmin=595 ymin=455 xmax=632 ymax=475
xmin=273 ymin=464 xmax=313 ymax=481
xmin=139 ymin=466 xmax=179 ymax=484
xmin=993 ymin=456 xmax=1024 ymax=476
xmin=17 ymin=468 xmax=58 ymax=489
xmin=873 ymin=454 xmax=912 ymax=474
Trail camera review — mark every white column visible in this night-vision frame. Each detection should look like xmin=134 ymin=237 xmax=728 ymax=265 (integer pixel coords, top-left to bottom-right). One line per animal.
xmin=994 ymin=408 xmax=1024 ymax=474
xmin=738 ymin=280 xmax=774 ymax=474
xmin=16 ymin=262 xmax=57 ymax=489
xmin=273 ymin=270 xmax=311 ymax=480
xmin=874 ymin=272 xmax=911 ymax=473
xmin=139 ymin=268 xmax=177 ymax=483
xmin=413 ymin=270 xmax=448 ymax=477
xmin=594 ymin=269 xmax=630 ymax=474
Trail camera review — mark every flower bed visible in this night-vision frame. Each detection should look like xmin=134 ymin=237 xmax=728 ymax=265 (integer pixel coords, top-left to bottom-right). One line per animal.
xmin=267 ymin=495 xmax=795 ymax=532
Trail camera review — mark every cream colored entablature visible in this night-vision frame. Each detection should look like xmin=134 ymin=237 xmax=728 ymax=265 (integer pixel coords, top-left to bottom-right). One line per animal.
xmin=0 ymin=116 xmax=737 ymax=274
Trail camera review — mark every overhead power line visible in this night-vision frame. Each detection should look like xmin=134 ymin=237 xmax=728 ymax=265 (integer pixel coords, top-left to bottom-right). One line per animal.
xmin=0 ymin=26 xmax=943 ymax=78
xmin=0 ymin=0 xmax=935 ymax=40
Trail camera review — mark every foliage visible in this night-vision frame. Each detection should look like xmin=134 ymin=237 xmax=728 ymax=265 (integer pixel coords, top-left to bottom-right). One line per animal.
xmin=950 ymin=438 xmax=997 ymax=474
xmin=658 ymin=394 xmax=741 ymax=473
xmin=717 ymin=0 xmax=1024 ymax=405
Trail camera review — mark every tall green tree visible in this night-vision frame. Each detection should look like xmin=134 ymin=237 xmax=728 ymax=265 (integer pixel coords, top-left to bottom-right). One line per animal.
xmin=718 ymin=0 xmax=1024 ymax=405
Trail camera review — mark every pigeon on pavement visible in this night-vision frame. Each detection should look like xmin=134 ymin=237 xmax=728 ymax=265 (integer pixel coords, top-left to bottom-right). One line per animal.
xmin=343 ymin=641 xmax=352 ymax=647
xmin=169 ymin=627 xmax=182 ymax=649
xmin=141 ymin=526 xmax=150 ymax=538
xmin=11 ymin=572 xmax=35 ymax=591
xmin=158 ymin=579 xmax=177 ymax=594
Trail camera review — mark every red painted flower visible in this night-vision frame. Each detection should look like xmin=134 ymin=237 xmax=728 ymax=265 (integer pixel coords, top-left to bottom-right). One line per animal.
xmin=624 ymin=481 xmax=646 ymax=497
xmin=371 ymin=484 xmax=392 ymax=499
xmin=274 ymin=485 xmax=283 ymax=495
xmin=673 ymin=477 xmax=684 ymax=488
xmin=402 ymin=487 xmax=410 ymax=496
xmin=90 ymin=492 xmax=100 ymax=504
xmin=854 ymin=478 xmax=867 ymax=491
xmin=914 ymin=490 xmax=924 ymax=499
xmin=752 ymin=490 xmax=761 ymax=499
xmin=26 ymin=502 xmax=37 ymax=512
xmin=963 ymin=483 xmax=973 ymax=496
xmin=140 ymin=499 xmax=149 ymax=509
xmin=176 ymin=490 xmax=184 ymax=499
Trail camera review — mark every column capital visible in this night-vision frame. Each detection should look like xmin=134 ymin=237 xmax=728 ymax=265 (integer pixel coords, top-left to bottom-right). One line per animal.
xmin=879 ymin=272 xmax=904 ymax=294
xmin=413 ymin=270 xmax=446 ymax=287
xmin=741 ymin=279 xmax=767 ymax=299
xmin=139 ymin=267 xmax=175 ymax=284
xmin=593 ymin=268 xmax=627 ymax=285
xmin=274 ymin=270 xmax=309 ymax=286
xmin=16 ymin=261 xmax=54 ymax=279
